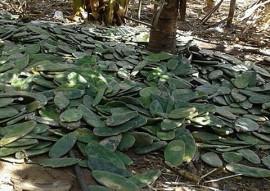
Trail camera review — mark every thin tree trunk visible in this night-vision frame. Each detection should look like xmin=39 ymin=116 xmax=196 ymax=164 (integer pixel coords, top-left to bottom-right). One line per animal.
xmin=138 ymin=0 xmax=142 ymax=20
xmin=180 ymin=0 xmax=187 ymax=21
xmin=148 ymin=0 xmax=179 ymax=53
xmin=227 ymin=0 xmax=236 ymax=27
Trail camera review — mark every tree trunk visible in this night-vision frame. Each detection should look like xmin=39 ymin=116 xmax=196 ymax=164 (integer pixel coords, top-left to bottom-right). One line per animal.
xmin=148 ymin=0 xmax=180 ymax=53
xmin=180 ymin=0 xmax=187 ymax=21
xmin=227 ymin=0 xmax=236 ymax=27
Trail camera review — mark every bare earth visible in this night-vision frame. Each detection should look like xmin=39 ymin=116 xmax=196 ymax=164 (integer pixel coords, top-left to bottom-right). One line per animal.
xmin=0 ymin=0 xmax=270 ymax=190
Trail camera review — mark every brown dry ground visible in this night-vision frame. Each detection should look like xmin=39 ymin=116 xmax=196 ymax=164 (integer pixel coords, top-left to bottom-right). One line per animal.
xmin=0 ymin=0 xmax=270 ymax=191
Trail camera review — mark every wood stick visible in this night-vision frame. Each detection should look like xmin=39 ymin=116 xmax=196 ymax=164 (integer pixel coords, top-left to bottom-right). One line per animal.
xmin=124 ymin=16 xmax=152 ymax=27
xmin=200 ymin=168 xmax=219 ymax=179
xmin=204 ymin=173 xmax=242 ymax=183
xmin=201 ymin=0 xmax=224 ymax=24
xmin=167 ymin=166 xmax=201 ymax=184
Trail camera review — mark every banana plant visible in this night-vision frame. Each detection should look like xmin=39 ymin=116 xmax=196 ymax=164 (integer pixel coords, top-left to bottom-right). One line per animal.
xmin=72 ymin=0 xmax=129 ymax=25
xmin=72 ymin=0 xmax=84 ymax=15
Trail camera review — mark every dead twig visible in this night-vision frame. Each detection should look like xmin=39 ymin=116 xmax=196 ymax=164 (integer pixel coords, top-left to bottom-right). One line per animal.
xmin=200 ymin=168 xmax=219 ymax=180
xmin=167 ymin=166 xmax=201 ymax=184
xmin=124 ymin=16 xmax=152 ymax=27
xmin=201 ymin=0 xmax=224 ymax=24
xmin=240 ymin=0 xmax=270 ymax=21
xmin=204 ymin=173 xmax=242 ymax=183
xmin=164 ymin=181 xmax=222 ymax=191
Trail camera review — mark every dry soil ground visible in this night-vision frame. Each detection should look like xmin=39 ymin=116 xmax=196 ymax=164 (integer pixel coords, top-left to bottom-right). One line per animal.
xmin=0 ymin=0 xmax=270 ymax=190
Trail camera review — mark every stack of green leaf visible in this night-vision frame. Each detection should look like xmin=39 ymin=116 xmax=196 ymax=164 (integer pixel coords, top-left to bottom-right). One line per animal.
xmin=0 ymin=14 xmax=270 ymax=190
